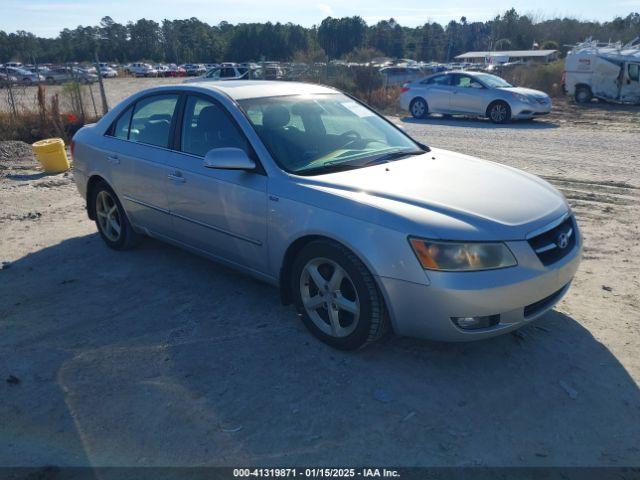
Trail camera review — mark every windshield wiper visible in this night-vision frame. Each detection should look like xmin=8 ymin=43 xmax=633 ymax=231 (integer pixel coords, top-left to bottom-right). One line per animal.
xmin=363 ymin=149 xmax=424 ymax=165
xmin=294 ymin=162 xmax=362 ymax=176
xmin=295 ymin=150 xmax=424 ymax=176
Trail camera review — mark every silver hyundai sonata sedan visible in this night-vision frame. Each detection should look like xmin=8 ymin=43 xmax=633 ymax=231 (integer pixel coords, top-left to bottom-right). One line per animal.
xmin=71 ymin=81 xmax=581 ymax=350
xmin=399 ymin=71 xmax=552 ymax=123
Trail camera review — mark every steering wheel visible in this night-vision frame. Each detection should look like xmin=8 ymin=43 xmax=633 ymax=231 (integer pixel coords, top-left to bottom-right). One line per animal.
xmin=338 ymin=130 xmax=362 ymax=148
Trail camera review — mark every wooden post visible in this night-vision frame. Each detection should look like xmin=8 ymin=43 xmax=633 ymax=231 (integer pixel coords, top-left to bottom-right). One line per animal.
xmin=94 ymin=52 xmax=109 ymax=115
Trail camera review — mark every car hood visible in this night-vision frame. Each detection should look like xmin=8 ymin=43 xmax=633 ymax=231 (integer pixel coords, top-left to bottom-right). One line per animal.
xmin=502 ymin=86 xmax=549 ymax=99
xmin=290 ymin=148 xmax=568 ymax=241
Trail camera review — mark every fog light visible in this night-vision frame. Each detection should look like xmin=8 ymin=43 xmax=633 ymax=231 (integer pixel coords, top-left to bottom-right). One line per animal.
xmin=451 ymin=314 xmax=500 ymax=330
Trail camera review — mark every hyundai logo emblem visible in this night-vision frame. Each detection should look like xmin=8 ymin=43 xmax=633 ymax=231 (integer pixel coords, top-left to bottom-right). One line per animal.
xmin=556 ymin=232 xmax=569 ymax=249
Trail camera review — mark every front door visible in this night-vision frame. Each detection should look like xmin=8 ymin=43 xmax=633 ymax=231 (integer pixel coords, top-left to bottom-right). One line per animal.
xmin=167 ymin=95 xmax=269 ymax=273
xmin=620 ymin=63 xmax=640 ymax=103
xmin=449 ymin=74 xmax=485 ymax=114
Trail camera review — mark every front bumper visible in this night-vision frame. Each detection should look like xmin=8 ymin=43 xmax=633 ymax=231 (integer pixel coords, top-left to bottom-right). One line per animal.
xmin=378 ymin=231 xmax=581 ymax=341
xmin=511 ymin=99 xmax=552 ymax=119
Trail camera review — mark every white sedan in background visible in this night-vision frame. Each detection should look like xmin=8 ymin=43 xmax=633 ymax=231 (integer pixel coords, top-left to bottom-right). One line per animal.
xmin=400 ymin=71 xmax=552 ymax=123
xmin=99 ymin=66 xmax=118 ymax=78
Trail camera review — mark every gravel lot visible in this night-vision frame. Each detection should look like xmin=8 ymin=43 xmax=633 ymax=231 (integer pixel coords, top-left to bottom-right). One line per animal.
xmin=1 ymin=110 xmax=639 ymax=468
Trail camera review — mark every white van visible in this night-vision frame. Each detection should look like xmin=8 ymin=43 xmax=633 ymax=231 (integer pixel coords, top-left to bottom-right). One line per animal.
xmin=563 ymin=38 xmax=640 ymax=104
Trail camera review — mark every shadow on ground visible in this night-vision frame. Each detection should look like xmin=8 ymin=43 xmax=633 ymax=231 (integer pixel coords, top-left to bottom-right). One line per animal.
xmin=1 ymin=234 xmax=639 ymax=467
xmin=401 ymin=115 xmax=559 ymax=130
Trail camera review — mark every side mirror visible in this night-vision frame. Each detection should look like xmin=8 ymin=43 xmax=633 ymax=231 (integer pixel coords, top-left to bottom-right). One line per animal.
xmin=203 ymin=147 xmax=256 ymax=171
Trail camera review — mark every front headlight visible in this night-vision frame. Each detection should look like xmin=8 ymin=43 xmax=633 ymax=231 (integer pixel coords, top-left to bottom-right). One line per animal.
xmin=409 ymin=237 xmax=517 ymax=271
xmin=514 ymin=93 xmax=533 ymax=104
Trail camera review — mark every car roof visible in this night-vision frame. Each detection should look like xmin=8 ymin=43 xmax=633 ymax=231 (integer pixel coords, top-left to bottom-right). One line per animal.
xmin=442 ymin=70 xmax=486 ymax=76
xmin=181 ymin=80 xmax=337 ymax=100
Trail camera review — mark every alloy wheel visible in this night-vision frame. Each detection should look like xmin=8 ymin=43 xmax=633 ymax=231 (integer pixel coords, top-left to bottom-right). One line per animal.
xmin=96 ymin=190 xmax=122 ymax=242
xmin=299 ymin=257 xmax=360 ymax=338
xmin=411 ymin=100 xmax=426 ymax=118
xmin=490 ymin=103 xmax=508 ymax=123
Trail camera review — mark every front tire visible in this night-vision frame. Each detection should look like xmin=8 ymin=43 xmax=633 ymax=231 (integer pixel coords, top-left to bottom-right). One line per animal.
xmin=488 ymin=101 xmax=511 ymax=124
xmin=92 ymin=181 xmax=141 ymax=250
xmin=292 ymin=240 xmax=388 ymax=350
xmin=409 ymin=98 xmax=428 ymax=119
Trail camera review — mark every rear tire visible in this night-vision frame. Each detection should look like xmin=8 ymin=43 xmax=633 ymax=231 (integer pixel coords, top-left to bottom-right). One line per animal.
xmin=92 ymin=181 xmax=141 ymax=250
xmin=292 ymin=240 xmax=388 ymax=350
xmin=488 ymin=101 xmax=511 ymax=124
xmin=575 ymin=85 xmax=593 ymax=104
xmin=409 ymin=98 xmax=428 ymax=119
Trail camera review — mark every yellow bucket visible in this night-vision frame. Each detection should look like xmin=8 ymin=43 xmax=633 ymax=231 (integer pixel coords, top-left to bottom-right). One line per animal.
xmin=32 ymin=138 xmax=70 ymax=174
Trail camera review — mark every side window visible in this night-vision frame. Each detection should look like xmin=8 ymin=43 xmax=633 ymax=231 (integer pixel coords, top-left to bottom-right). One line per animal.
xmin=454 ymin=75 xmax=472 ymax=88
xmin=180 ymin=96 xmax=250 ymax=157
xmin=110 ymin=106 xmax=133 ymax=140
xmin=629 ymin=64 xmax=639 ymax=82
xmin=206 ymin=69 xmax=221 ymax=79
xmin=423 ymin=75 xmax=450 ymax=86
xmin=129 ymin=94 xmax=179 ymax=148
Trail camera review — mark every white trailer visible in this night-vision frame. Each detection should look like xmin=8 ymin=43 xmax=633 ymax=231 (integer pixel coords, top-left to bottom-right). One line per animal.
xmin=563 ymin=38 xmax=640 ymax=104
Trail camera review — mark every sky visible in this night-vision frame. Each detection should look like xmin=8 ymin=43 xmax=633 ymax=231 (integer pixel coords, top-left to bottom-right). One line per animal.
xmin=1 ymin=0 xmax=639 ymax=37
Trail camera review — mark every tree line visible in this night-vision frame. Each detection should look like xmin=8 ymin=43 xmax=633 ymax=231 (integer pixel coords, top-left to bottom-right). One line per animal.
xmin=1 ymin=9 xmax=639 ymax=64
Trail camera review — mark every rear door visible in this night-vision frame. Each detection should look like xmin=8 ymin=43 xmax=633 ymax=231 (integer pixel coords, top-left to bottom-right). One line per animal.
xmin=421 ymin=74 xmax=452 ymax=112
xmin=167 ymin=94 xmax=269 ymax=273
xmin=103 ymin=93 xmax=180 ymax=236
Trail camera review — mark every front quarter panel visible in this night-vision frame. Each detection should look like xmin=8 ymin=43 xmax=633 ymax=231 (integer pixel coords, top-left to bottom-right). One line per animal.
xmin=268 ymin=179 xmax=430 ymax=287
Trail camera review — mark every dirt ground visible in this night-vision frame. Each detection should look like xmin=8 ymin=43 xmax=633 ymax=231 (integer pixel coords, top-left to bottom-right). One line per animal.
xmin=1 ymin=111 xmax=639 ymax=468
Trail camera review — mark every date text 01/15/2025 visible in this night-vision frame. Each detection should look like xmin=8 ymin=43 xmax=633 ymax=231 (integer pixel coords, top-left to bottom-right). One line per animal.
xmin=233 ymin=468 xmax=400 ymax=478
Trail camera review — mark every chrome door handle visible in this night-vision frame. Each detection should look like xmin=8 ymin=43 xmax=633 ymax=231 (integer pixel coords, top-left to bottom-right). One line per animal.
xmin=168 ymin=171 xmax=185 ymax=183
xmin=107 ymin=154 xmax=120 ymax=164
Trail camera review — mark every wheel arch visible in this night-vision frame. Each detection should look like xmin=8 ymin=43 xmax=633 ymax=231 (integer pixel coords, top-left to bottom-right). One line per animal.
xmin=85 ymin=174 xmax=114 ymax=220
xmin=575 ymin=83 xmax=592 ymax=93
xmin=278 ymin=233 xmax=384 ymax=307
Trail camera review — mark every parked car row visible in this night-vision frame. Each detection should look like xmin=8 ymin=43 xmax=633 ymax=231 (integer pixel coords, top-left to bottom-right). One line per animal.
xmin=0 ymin=62 xmax=112 ymax=85
xmin=183 ymin=64 xmax=286 ymax=83
xmin=0 ymin=66 xmax=44 ymax=84
xmin=43 ymin=66 xmax=99 ymax=84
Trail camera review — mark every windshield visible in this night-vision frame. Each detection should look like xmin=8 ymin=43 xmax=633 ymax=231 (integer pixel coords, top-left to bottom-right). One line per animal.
xmin=238 ymin=93 xmax=424 ymax=175
xmin=474 ymin=73 xmax=513 ymax=88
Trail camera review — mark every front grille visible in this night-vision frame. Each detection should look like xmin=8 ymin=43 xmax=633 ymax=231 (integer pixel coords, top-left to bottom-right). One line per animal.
xmin=524 ymin=284 xmax=568 ymax=318
xmin=527 ymin=216 xmax=576 ymax=266
xmin=535 ymin=98 xmax=548 ymax=104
